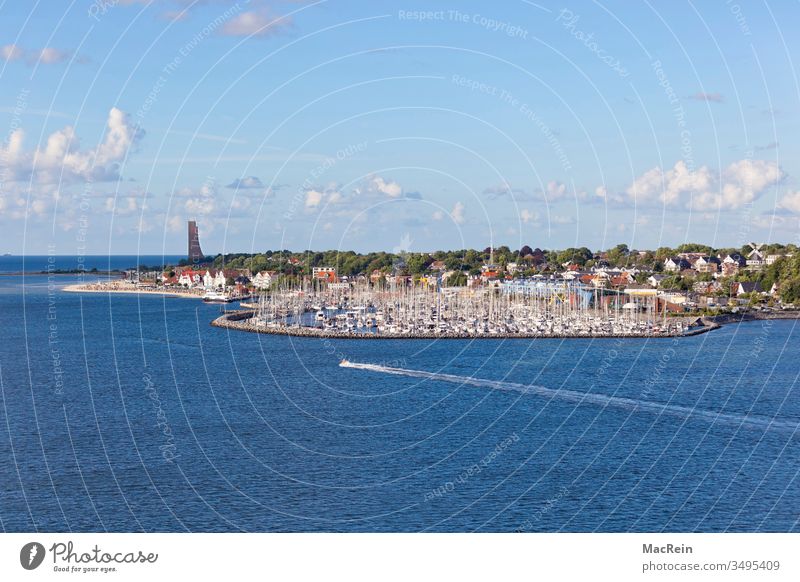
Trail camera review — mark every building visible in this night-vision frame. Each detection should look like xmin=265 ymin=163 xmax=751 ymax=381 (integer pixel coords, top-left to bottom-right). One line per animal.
xmin=732 ymin=281 xmax=763 ymax=296
xmin=188 ymin=220 xmax=204 ymax=263
xmin=693 ymin=256 xmax=720 ymax=273
xmin=178 ymin=269 xmax=203 ymax=287
xmin=721 ymin=253 xmax=746 ymax=276
xmin=480 ymin=263 xmax=502 ymax=282
xmin=745 ymin=243 xmax=766 ymax=270
xmin=312 ymin=267 xmax=337 ymax=283
xmin=203 ymin=269 xmax=228 ymax=289
xmin=664 ymin=257 xmax=691 ymax=272
xmin=766 ymin=253 xmax=791 ymax=265
xmin=252 ymin=271 xmax=277 ymax=289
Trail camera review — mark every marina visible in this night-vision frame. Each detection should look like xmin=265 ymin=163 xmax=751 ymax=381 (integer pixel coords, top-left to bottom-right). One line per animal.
xmin=214 ymin=280 xmax=712 ymax=339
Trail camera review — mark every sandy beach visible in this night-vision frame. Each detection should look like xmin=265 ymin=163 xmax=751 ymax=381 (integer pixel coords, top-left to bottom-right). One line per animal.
xmin=62 ymin=282 xmax=205 ymax=299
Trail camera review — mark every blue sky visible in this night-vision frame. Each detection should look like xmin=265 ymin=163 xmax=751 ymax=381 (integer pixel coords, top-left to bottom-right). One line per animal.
xmin=1 ymin=0 xmax=798 ymax=255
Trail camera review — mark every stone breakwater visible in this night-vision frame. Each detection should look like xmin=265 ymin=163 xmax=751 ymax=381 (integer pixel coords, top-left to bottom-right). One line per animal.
xmin=211 ymin=311 xmax=717 ymax=340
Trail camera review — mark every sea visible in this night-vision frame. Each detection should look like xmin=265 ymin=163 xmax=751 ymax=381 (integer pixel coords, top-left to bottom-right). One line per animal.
xmin=0 ymin=255 xmax=185 ymax=274
xmin=0 ymin=258 xmax=798 ymax=532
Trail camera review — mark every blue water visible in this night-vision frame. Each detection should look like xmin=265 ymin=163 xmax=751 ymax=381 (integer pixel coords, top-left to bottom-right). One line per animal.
xmin=0 ymin=255 xmax=185 ymax=273
xmin=0 ymin=274 xmax=798 ymax=532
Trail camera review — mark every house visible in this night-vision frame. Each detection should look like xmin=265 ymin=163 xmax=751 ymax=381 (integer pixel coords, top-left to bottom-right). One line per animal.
xmin=178 ymin=269 xmax=203 ymax=287
xmin=693 ymin=256 xmax=720 ymax=273
xmin=252 ymin=271 xmax=277 ymax=289
xmin=722 ymin=253 xmax=747 ymax=266
xmin=429 ymin=260 xmax=446 ymax=271
xmin=648 ymin=274 xmax=666 ymax=288
xmin=732 ymin=281 xmax=763 ymax=296
xmin=720 ymin=253 xmax=746 ymax=276
xmin=693 ymin=280 xmax=722 ymax=294
xmin=506 ymin=262 xmax=521 ymax=275
xmin=203 ymin=269 xmax=228 ymax=289
xmin=591 ymin=272 xmax=610 ymax=288
xmin=677 ymin=252 xmax=708 ymax=263
xmin=610 ymin=272 xmax=634 ymax=288
xmin=766 ymin=253 xmax=791 ymax=265
xmin=161 ymin=271 xmax=178 ymax=285
xmin=480 ymin=263 xmax=502 ymax=281
xmin=312 ymin=267 xmax=337 ymax=283
xmin=664 ymin=257 xmax=691 ymax=272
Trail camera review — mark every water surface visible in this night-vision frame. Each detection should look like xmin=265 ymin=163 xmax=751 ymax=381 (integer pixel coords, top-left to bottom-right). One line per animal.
xmin=0 ymin=274 xmax=797 ymax=532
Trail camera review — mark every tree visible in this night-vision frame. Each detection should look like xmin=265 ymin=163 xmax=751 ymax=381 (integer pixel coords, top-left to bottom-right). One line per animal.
xmin=780 ymin=277 xmax=800 ymax=304
xmin=446 ymin=272 xmax=467 ymax=286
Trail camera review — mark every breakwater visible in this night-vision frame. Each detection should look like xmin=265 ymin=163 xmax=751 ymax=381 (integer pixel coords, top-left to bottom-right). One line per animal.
xmin=211 ymin=310 xmax=717 ymax=339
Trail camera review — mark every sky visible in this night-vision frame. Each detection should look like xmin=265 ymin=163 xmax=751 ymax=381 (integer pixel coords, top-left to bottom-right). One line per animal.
xmin=1 ymin=0 xmax=799 ymax=256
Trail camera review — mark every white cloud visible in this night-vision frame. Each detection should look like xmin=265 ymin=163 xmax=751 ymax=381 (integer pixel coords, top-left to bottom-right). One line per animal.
xmin=520 ymin=209 xmax=538 ymax=223
xmin=370 ymin=176 xmax=402 ymax=198
xmin=1 ymin=44 xmax=70 ymax=64
xmin=172 ymin=181 xmax=218 ymax=219
xmin=1 ymin=44 xmax=23 ymax=61
xmin=625 ymin=159 xmax=783 ymax=210
xmin=185 ymin=196 xmax=215 ymax=215
xmin=32 ymin=48 xmax=69 ymax=64
xmin=305 ymin=189 xmax=323 ymax=209
xmin=1 ymin=108 xmax=143 ymax=184
xmin=302 ymin=176 xmax=411 ymax=215
xmin=105 ymin=196 xmax=141 ymax=216
xmin=545 ymin=180 xmax=567 ymax=200
xmin=220 ymin=10 xmax=292 ymax=37
xmin=451 ymin=201 xmax=465 ymax=224
xmin=778 ymin=190 xmax=800 ymax=214
xmin=166 ymin=215 xmax=184 ymax=233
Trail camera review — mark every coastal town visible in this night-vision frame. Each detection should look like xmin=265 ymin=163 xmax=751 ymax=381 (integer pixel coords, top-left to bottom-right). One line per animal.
xmin=65 ymin=223 xmax=800 ymax=338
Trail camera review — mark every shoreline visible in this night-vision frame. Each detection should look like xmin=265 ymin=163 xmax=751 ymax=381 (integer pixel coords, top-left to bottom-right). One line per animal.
xmin=62 ymin=283 xmax=205 ymax=299
xmin=211 ymin=310 xmax=718 ymax=340
xmin=0 ymin=271 xmax=121 ymax=276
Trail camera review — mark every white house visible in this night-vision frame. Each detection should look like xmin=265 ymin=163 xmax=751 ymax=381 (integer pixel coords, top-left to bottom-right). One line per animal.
xmin=178 ymin=270 xmax=203 ymax=287
xmin=203 ymin=269 xmax=227 ymax=288
xmin=693 ymin=256 xmax=720 ymax=273
xmin=766 ymin=253 xmax=791 ymax=265
xmin=252 ymin=271 xmax=277 ymax=289
xmin=664 ymin=257 xmax=690 ymax=272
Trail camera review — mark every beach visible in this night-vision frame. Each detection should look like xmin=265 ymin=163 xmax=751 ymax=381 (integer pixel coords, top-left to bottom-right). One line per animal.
xmin=62 ymin=281 xmax=205 ymax=299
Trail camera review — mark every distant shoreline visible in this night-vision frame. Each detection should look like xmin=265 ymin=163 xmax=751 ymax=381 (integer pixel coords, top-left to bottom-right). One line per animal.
xmin=62 ymin=283 xmax=204 ymax=299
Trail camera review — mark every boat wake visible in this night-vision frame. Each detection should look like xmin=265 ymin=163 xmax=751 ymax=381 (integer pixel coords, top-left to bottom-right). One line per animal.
xmin=340 ymin=360 xmax=799 ymax=434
